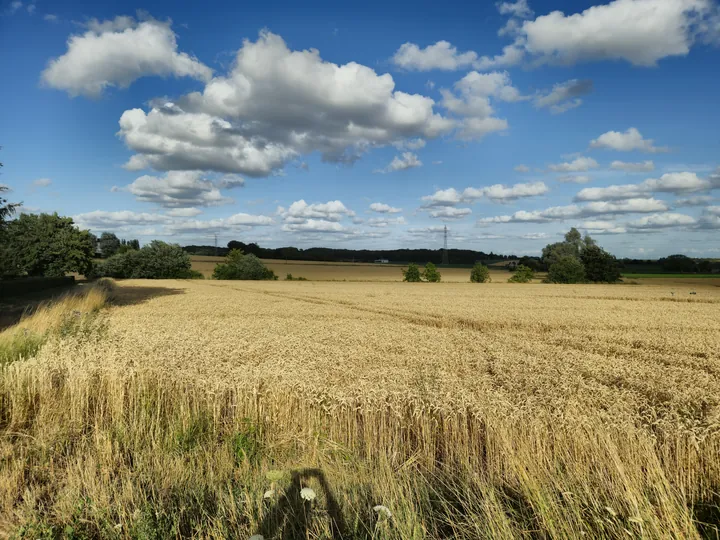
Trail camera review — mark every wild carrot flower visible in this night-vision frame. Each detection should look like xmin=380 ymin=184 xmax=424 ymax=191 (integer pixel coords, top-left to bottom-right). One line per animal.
xmin=300 ymin=487 xmax=316 ymax=501
xmin=373 ymin=505 xmax=392 ymax=519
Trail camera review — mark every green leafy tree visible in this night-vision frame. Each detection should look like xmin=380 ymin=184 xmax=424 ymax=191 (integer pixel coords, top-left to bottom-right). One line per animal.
xmin=508 ymin=265 xmax=535 ymax=283
xmin=581 ymin=244 xmax=621 ymax=283
xmin=402 ymin=263 xmax=422 ymax=282
xmin=0 ymin=186 xmax=21 ymax=227
xmin=546 ymin=256 xmax=586 ymax=284
xmin=697 ymin=260 xmax=712 ymax=273
xmin=212 ymin=250 xmax=277 ymax=280
xmin=1 ymin=213 xmax=95 ymax=277
xmin=470 ymin=263 xmax=491 ymax=283
xmin=422 ymin=262 xmax=441 ymax=282
xmin=98 ymin=232 xmax=121 ymax=258
xmin=97 ymin=241 xmax=192 ymax=279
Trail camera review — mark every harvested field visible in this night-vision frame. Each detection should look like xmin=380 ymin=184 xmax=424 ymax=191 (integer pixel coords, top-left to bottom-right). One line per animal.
xmin=1 ymin=279 xmax=719 ymax=538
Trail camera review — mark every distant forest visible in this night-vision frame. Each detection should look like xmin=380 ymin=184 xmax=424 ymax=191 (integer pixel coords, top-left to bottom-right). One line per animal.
xmin=183 ymin=241 xmax=516 ymax=265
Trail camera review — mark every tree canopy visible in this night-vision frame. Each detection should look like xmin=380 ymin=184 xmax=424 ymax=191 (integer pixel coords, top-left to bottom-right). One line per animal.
xmin=0 ymin=213 xmax=95 ymax=277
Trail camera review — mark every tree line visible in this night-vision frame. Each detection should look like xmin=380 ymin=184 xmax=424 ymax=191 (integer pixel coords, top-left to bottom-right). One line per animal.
xmin=185 ymin=240 xmax=516 ymax=266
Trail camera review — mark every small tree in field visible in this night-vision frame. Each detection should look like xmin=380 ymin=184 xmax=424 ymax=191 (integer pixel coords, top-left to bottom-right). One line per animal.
xmin=508 ymin=264 xmax=535 ymax=283
xmin=470 ymin=263 xmax=490 ymax=283
xmin=402 ymin=263 xmax=422 ymax=282
xmin=213 ymin=250 xmax=277 ymax=280
xmin=546 ymin=256 xmax=586 ymax=284
xmin=422 ymin=262 xmax=441 ymax=282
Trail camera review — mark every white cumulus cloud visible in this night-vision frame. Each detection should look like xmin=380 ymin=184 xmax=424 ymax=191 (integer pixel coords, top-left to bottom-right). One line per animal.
xmin=627 ymin=213 xmax=696 ymax=229
xmin=590 ymin=128 xmax=669 ymax=153
xmin=375 ymin=152 xmax=422 ymax=173
xmin=41 ymin=16 xmax=212 ymax=97
xmin=548 ymin=157 xmax=599 ymax=172
xmin=610 ymin=160 xmax=655 ymax=172
xmin=369 ymin=202 xmax=402 ymax=214
xmin=121 ymin=171 xmax=233 ymax=208
xmin=574 ymin=172 xmax=713 ymax=201
xmin=118 ymin=31 xmax=454 ymax=176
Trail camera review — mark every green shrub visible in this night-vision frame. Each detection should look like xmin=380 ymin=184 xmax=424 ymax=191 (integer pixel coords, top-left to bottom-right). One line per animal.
xmin=470 ymin=263 xmax=491 ymax=283
xmin=422 ymin=262 xmax=441 ymax=282
xmin=212 ymin=250 xmax=277 ymax=280
xmin=546 ymin=256 xmax=586 ymax=284
xmin=97 ymin=241 xmax=191 ymax=279
xmin=508 ymin=265 xmax=535 ymax=283
xmin=402 ymin=263 xmax=422 ymax=282
xmin=286 ymin=273 xmax=293 ymax=280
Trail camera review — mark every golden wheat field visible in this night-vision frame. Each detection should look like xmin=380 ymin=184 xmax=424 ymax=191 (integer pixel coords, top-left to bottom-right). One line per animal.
xmin=1 ymin=278 xmax=719 ymax=538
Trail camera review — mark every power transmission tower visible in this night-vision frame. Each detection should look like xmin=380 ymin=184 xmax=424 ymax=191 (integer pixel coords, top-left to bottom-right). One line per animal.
xmin=214 ymin=234 xmax=218 ymax=257
xmin=442 ymin=225 xmax=449 ymax=265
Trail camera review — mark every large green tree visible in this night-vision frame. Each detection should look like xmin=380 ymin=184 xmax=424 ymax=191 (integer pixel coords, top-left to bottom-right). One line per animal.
xmin=581 ymin=244 xmax=621 ymax=283
xmin=1 ymin=213 xmax=95 ymax=277
xmin=99 ymin=232 xmax=121 ymax=257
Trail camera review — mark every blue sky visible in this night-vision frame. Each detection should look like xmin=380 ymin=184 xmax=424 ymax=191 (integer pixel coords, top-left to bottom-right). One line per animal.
xmin=1 ymin=0 xmax=719 ymax=257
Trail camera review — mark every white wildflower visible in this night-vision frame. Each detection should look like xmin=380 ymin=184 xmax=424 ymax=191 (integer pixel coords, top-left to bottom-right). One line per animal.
xmin=300 ymin=487 xmax=316 ymax=501
xmin=373 ymin=504 xmax=392 ymax=518
xmin=263 ymin=489 xmax=275 ymax=500
xmin=249 ymin=535 xmax=264 ymax=540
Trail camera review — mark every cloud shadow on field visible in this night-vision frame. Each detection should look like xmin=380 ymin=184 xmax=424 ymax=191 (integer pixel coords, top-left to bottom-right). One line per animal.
xmin=111 ymin=284 xmax=186 ymax=307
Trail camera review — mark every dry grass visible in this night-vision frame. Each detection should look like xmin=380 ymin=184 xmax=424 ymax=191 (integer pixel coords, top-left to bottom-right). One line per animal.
xmin=1 ymin=278 xmax=719 ymax=538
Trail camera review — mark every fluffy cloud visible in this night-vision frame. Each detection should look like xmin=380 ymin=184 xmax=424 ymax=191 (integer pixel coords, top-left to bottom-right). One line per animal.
xmin=392 ymin=41 xmax=481 ymax=71
xmin=121 ymin=171 xmax=233 ymax=208
xmin=519 ymin=0 xmax=718 ymax=67
xmin=369 ymin=202 xmax=402 ymax=213
xmin=514 ymin=164 xmax=530 ymax=173
xmin=590 ymin=128 xmax=669 ymax=153
xmin=534 ymin=79 xmax=593 ymax=114
xmin=165 ymin=213 xmax=274 ymax=233
xmin=440 ymin=71 xmax=524 ymax=139
xmin=421 ymin=188 xmax=464 ymax=207
xmin=429 ymin=207 xmax=472 ymax=220
xmin=574 ymin=172 xmax=714 ymax=201
xmin=118 ymin=31 xmax=454 ymax=176
xmin=423 ymin=182 xmax=548 ymax=206
xmin=497 ymin=0 xmax=533 ymax=19
xmin=464 ymin=181 xmax=549 ymax=202
xmin=165 ymin=208 xmax=202 ymax=217
xmin=675 ymin=195 xmax=714 ymax=207
xmin=393 ymin=138 xmax=426 ymax=150
xmin=281 ymin=219 xmax=348 ymax=233
xmin=627 ymin=213 xmax=696 ymax=229
xmin=73 ymin=210 xmax=171 ymax=230
xmin=557 ymin=175 xmax=591 ymax=184
xmin=32 ymin=178 xmax=52 ymax=187
xmin=43 ymin=13 xmax=58 ymax=22
xmin=610 ymin=160 xmax=655 ymax=172
xmin=41 ymin=16 xmax=212 ymax=97
xmin=548 ymin=157 xmax=599 ymax=172
xmin=367 ymin=216 xmax=407 ymax=227
xmin=478 ymin=198 xmax=668 ymax=223
xmin=278 ymin=200 xmax=355 ymax=224
xmin=581 ymin=220 xmax=627 ymax=234
xmin=375 ymin=152 xmax=422 ymax=173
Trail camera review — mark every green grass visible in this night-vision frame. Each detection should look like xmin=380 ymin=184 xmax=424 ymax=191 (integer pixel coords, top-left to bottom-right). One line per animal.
xmin=622 ymin=273 xmax=718 ymax=278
